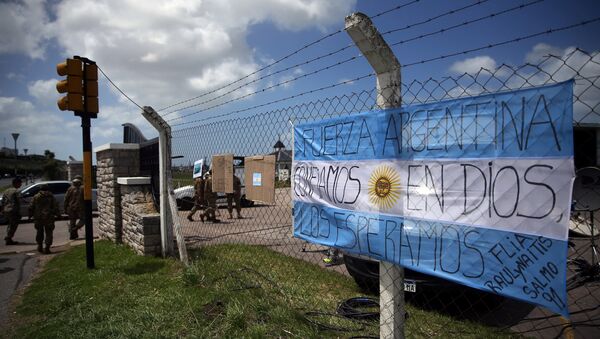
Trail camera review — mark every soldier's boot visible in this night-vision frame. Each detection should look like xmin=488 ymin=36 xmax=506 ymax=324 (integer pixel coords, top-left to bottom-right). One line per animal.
xmin=213 ymin=218 xmax=221 ymax=223
xmin=237 ymin=212 xmax=243 ymax=219
xmin=200 ymin=213 xmax=205 ymax=222
xmin=187 ymin=215 xmax=194 ymax=222
xmin=44 ymin=245 xmax=51 ymax=254
xmin=228 ymin=212 xmax=233 ymax=219
xmin=70 ymin=231 xmax=78 ymax=240
xmin=37 ymin=243 xmax=43 ymax=253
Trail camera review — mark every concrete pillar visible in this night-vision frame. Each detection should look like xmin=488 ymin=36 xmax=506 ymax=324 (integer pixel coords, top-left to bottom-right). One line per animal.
xmin=346 ymin=12 xmax=405 ymax=339
xmin=94 ymin=143 xmax=140 ymax=243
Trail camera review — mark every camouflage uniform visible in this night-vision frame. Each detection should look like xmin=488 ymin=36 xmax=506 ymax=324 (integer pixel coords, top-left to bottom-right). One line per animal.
xmin=226 ymin=175 xmax=243 ymax=219
xmin=203 ymin=174 xmax=220 ymax=223
xmin=2 ymin=179 xmax=22 ymax=245
xmin=187 ymin=177 xmax=206 ymax=222
xmin=64 ymin=177 xmax=84 ymax=239
xmin=28 ymin=187 xmax=60 ymax=254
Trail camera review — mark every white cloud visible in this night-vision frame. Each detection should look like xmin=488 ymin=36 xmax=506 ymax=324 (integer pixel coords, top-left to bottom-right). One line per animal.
xmin=447 ymin=44 xmax=600 ymax=125
xmin=45 ymin=0 xmax=355 ymax=113
xmin=0 ymin=0 xmax=52 ymax=59
xmin=0 ymin=96 xmax=76 ymax=157
xmin=1 ymin=0 xmax=356 ymax=160
xmin=28 ymin=79 xmax=57 ymax=104
xmin=449 ymin=56 xmax=498 ymax=74
xmin=524 ymin=43 xmax=565 ymax=64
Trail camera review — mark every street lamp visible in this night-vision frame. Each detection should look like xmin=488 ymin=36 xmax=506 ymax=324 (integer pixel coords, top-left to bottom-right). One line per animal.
xmin=11 ymin=133 xmax=19 ymax=157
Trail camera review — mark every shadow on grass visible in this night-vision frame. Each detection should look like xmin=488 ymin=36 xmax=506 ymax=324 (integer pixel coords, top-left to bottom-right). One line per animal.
xmin=122 ymin=261 xmax=165 ymax=275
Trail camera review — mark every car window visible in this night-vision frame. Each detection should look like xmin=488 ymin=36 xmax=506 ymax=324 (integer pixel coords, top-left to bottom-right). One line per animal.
xmin=49 ymin=183 xmax=70 ymax=195
xmin=21 ymin=185 xmax=40 ymax=198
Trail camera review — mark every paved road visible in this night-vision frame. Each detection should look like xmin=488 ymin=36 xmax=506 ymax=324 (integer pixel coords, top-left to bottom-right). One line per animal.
xmin=0 ymin=252 xmax=37 ymax=329
xmin=0 ymin=216 xmax=99 ymax=332
xmin=0 ymin=216 xmax=98 ymax=254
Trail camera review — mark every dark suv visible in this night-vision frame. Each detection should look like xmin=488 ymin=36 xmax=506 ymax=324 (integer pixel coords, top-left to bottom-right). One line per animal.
xmin=343 ymin=253 xmax=455 ymax=294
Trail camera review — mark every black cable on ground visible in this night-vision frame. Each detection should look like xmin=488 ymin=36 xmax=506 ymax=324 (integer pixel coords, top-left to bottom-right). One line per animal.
xmin=337 ymin=297 xmax=380 ymax=321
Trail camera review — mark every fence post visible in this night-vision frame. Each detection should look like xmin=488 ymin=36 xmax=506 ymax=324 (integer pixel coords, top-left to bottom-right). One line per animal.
xmin=141 ymin=106 xmax=184 ymax=262
xmin=345 ymin=12 xmax=404 ymax=339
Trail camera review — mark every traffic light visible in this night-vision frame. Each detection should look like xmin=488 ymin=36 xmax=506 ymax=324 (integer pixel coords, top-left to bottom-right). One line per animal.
xmin=56 ymin=57 xmax=99 ymax=116
xmin=56 ymin=58 xmax=83 ymax=111
xmin=84 ymin=64 xmax=99 ymax=114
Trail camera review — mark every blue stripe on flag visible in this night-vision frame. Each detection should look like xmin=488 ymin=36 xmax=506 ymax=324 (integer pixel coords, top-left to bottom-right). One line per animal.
xmin=294 ymin=200 xmax=569 ymax=316
xmin=294 ymin=81 xmax=573 ymax=161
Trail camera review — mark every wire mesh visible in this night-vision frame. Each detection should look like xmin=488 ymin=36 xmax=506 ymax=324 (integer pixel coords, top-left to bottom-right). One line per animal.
xmin=169 ymin=48 xmax=600 ymax=338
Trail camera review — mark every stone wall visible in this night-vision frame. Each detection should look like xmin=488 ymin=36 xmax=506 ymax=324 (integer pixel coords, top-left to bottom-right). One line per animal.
xmin=119 ymin=178 xmax=161 ymax=256
xmin=94 ymin=143 xmax=140 ymax=242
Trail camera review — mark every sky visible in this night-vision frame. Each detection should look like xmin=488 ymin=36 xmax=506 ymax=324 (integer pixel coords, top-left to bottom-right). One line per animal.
xmin=0 ymin=0 xmax=599 ymax=163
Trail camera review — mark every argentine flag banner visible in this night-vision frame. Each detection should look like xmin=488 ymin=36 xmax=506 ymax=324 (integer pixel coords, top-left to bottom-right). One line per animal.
xmin=292 ymin=80 xmax=574 ymax=316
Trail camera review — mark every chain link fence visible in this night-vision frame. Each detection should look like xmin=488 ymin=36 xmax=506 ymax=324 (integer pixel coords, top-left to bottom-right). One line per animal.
xmin=170 ymin=48 xmax=599 ymax=338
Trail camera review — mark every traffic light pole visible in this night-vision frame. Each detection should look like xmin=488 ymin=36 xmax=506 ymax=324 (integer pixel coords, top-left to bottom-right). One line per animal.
xmin=77 ymin=56 xmax=95 ymax=269
xmin=57 ymin=55 xmax=97 ymax=269
xmin=81 ymin=114 xmax=95 ymax=269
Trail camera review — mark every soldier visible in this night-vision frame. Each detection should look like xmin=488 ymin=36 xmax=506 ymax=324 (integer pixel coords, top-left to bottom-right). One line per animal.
xmin=1 ymin=177 xmax=23 ymax=245
xmin=203 ymin=170 xmax=221 ymax=223
xmin=187 ymin=176 xmax=206 ymax=222
xmin=226 ymin=174 xmax=243 ymax=219
xmin=28 ymin=184 xmax=60 ymax=254
xmin=64 ymin=175 xmax=84 ymax=239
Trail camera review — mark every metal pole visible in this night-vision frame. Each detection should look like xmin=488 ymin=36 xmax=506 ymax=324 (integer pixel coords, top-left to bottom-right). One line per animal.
xmin=345 ymin=12 xmax=404 ymax=339
xmin=82 ymin=115 xmax=95 ymax=269
xmin=77 ymin=55 xmax=95 ymax=269
xmin=141 ymin=106 xmax=177 ymax=259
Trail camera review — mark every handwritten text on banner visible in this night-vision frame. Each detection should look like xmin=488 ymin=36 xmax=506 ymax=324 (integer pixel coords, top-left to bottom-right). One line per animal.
xmin=292 ymin=81 xmax=575 ymax=316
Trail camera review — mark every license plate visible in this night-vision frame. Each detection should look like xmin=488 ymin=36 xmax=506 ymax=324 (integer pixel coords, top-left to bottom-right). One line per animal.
xmin=404 ymin=281 xmax=416 ymax=293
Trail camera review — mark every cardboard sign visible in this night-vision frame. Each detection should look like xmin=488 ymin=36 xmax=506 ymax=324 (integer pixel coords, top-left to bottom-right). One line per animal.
xmin=211 ymin=154 xmax=234 ymax=193
xmin=245 ymin=155 xmax=275 ymax=204
xmin=192 ymin=159 xmax=204 ymax=179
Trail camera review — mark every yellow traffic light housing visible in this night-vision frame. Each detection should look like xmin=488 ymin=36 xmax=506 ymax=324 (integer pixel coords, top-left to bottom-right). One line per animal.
xmin=84 ymin=64 xmax=99 ymax=114
xmin=56 ymin=57 xmax=99 ymax=117
xmin=57 ymin=94 xmax=83 ymax=111
xmin=57 ymin=58 xmax=82 ymax=77
xmin=56 ymin=58 xmax=83 ymax=112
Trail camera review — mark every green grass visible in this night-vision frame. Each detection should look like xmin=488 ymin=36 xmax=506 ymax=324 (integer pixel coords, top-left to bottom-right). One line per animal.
xmin=6 ymin=241 xmax=519 ymax=338
xmin=173 ymin=171 xmax=194 ymax=188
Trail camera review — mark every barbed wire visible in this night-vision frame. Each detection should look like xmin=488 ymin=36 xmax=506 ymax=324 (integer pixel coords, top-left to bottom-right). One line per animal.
xmin=161 ymin=0 xmax=494 ymax=118
xmin=170 ymin=17 xmax=600 ymax=130
xmin=165 ymin=56 xmax=361 ymax=123
xmin=400 ymin=16 xmax=600 ymax=66
xmin=170 ymin=73 xmax=375 ymax=128
xmin=160 ymin=50 xmax=357 ymax=118
xmin=390 ymin=0 xmax=545 ymax=47
xmin=164 ymin=0 xmax=540 ymax=121
xmin=162 ymin=0 xmax=502 ymax=120
xmin=380 ymin=0 xmax=490 ymax=35
xmin=155 ymin=0 xmax=423 ymax=113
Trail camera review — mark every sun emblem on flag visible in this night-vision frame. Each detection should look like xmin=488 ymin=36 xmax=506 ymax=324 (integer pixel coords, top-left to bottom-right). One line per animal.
xmin=368 ymin=164 xmax=401 ymax=210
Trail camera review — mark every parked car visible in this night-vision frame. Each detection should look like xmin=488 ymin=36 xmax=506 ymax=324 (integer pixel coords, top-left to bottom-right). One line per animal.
xmin=0 ymin=181 xmax=98 ymax=224
xmin=343 ymin=252 xmax=456 ymax=294
xmin=174 ymin=184 xmax=254 ymax=210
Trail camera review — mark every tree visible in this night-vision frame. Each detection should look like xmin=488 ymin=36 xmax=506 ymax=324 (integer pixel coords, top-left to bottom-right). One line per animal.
xmin=43 ymin=149 xmax=59 ymax=180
